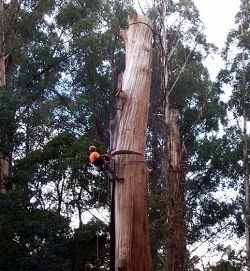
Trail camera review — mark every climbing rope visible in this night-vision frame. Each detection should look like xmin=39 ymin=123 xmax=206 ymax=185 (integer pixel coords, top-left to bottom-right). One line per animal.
xmin=111 ymin=149 xmax=143 ymax=156
xmin=111 ymin=149 xmax=149 ymax=167
xmin=129 ymin=21 xmax=154 ymax=33
xmin=96 ymin=176 xmax=101 ymax=269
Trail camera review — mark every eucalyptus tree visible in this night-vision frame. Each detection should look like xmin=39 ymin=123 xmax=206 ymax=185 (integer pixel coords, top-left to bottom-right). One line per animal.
xmin=9 ymin=132 xmax=109 ymax=270
xmin=0 ymin=0 xmax=135 ymax=269
xmin=145 ymin=0 xmax=235 ymax=269
xmin=0 ymin=0 xmax=71 ymax=181
xmin=1 ymin=0 xmax=134 ymax=194
xmin=0 ymin=189 xmax=72 ymax=271
xmin=55 ymin=0 xmax=134 ymax=143
xmin=1 ymin=0 xmax=242 ymax=269
xmin=218 ymin=0 xmax=250 ymax=268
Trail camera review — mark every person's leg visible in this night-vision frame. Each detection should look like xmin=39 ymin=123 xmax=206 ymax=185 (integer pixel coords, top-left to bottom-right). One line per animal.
xmin=93 ymin=157 xmax=105 ymax=168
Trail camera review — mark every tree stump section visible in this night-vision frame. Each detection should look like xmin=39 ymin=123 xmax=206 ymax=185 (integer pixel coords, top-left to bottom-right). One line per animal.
xmin=164 ymin=109 xmax=187 ymax=271
xmin=110 ymin=14 xmax=153 ymax=271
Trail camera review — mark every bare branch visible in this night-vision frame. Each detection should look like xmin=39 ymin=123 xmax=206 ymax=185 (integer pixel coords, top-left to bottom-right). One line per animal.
xmin=169 ymin=42 xmax=198 ymax=95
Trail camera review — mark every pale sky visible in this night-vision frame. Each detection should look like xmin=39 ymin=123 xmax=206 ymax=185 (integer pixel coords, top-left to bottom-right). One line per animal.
xmin=193 ymin=0 xmax=241 ymax=80
xmin=135 ymin=0 xmax=241 ymax=79
xmin=194 ymin=0 xmax=240 ymax=49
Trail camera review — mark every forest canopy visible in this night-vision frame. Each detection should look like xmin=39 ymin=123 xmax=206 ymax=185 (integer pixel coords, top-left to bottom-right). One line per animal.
xmin=0 ymin=0 xmax=249 ymax=270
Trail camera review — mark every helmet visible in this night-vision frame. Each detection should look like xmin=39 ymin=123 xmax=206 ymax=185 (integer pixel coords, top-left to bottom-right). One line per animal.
xmin=89 ymin=145 xmax=96 ymax=152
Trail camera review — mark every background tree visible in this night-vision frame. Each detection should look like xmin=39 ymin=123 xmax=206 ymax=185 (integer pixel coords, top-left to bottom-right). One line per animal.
xmin=1 ymin=0 xmax=248 ymax=270
xmin=218 ymin=0 xmax=250 ymax=268
xmin=146 ymin=0 xmax=239 ymax=269
xmin=0 ymin=0 xmax=134 ymax=270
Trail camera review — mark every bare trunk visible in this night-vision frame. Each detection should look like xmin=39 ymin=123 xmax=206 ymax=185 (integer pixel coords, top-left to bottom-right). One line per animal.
xmin=0 ymin=0 xmax=5 ymax=86
xmin=0 ymin=0 xmax=8 ymax=193
xmin=109 ymin=14 xmax=153 ymax=271
xmin=0 ymin=154 xmax=9 ymax=193
xmin=240 ymin=10 xmax=250 ymax=270
xmin=163 ymin=109 xmax=187 ymax=271
xmin=161 ymin=1 xmax=188 ymax=268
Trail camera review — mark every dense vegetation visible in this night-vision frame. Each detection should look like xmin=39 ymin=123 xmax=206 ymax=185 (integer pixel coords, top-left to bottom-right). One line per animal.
xmin=0 ymin=0 xmax=249 ymax=270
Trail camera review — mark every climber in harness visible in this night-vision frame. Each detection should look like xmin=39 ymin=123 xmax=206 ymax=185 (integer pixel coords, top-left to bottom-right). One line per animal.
xmin=88 ymin=145 xmax=112 ymax=171
xmin=88 ymin=145 xmax=124 ymax=182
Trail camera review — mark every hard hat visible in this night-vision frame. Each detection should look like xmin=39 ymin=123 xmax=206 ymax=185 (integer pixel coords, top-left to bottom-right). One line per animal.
xmin=89 ymin=145 xmax=96 ymax=151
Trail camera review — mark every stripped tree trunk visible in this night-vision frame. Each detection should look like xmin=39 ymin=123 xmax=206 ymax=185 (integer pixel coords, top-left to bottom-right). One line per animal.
xmin=160 ymin=2 xmax=188 ymax=269
xmin=109 ymin=14 xmax=153 ymax=271
xmin=163 ymin=109 xmax=187 ymax=271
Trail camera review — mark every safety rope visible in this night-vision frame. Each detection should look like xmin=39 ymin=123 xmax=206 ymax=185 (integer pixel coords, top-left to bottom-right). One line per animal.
xmin=81 ymin=167 xmax=109 ymax=223
xmin=129 ymin=21 xmax=154 ymax=32
xmin=96 ymin=176 xmax=101 ymax=269
xmin=111 ymin=150 xmax=148 ymax=168
xmin=111 ymin=149 xmax=143 ymax=156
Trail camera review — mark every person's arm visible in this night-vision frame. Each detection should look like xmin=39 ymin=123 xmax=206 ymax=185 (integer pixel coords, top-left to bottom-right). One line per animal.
xmin=101 ymin=154 xmax=111 ymax=159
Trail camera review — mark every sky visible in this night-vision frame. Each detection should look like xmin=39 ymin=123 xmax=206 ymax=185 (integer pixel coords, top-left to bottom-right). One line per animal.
xmin=135 ymin=0 xmax=241 ymax=80
xmin=194 ymin=0 xmax=240 ymax=50
xmin=193 ymin=0 xmax=241 ymax=80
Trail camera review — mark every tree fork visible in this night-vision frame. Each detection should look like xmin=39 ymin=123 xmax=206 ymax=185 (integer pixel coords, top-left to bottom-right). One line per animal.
xmin=109 ymin=14 xmax=153 ymax=271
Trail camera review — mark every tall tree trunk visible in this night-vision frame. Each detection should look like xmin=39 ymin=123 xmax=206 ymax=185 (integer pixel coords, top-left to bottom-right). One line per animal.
xmin=163 ymin=109 xmax=187 ymax=271
xmin=0 ymin=155 xmax=9 ymax=193
xmin=0 ymin=0 xmax=8 ymax=194
xmin=240 ymin=10 xmax=250 ymax=270
xmin=109 ymin=13 xmax=153 ymax=271
xmin=0 ymin=0 xmax=5 ymax=86
xmin=160 ymin=1 xmax=188 ymax=269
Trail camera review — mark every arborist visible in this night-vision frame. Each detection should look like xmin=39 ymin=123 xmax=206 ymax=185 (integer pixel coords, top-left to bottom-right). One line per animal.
xmin=88 ymin=145 xmax=124 ymax=182
xmin=88 ymin=145 xmax=112 ymax=171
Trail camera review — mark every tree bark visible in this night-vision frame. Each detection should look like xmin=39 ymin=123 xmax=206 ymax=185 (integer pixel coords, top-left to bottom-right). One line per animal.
xmin=0 ymin=0 xmax=5 ymax=86
xmin=240 ymin=10 xmax=250 ymax=270
xmin=163 ymin=109 xmax=187 ymax=271
xmin=0 ymin=154 xmax=9 ymax=193
xmin=0 ymin=0 xmax=8 ymax=193
xmin=110 ymin=14 xmax=153 ymax=271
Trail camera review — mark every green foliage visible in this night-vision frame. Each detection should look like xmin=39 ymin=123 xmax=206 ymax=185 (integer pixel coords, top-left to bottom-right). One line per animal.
xmin=221 ymin=1 xmax=250 ymax=120
xmin=0 ymin=189 xmax=71 ymax=271
xmin=205 ymin=245 xmax=245 ymax=271
xmin=147 ymin=0 xmax=232 ymax=262
xmin=1 ymin=0 xmax=248 ymax=269
xmin=66 ymin=221 xmax=109 ymax=271
xmin=145 ymin=1 xmax=249 ymax=269
xmin=13 ymin=133 xmax=109 ymax=214
xmin=206 ymin=262 xmax=240 ymax=271
xmin=4 ymin=132 xmax=110 ymax=270
xmin=0 ymin=0 xmax=134 ymax=269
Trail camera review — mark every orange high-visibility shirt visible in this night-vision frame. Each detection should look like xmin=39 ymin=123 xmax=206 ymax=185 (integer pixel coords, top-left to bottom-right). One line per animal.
xmin=89 ymin=151 xmax=101 ymax=163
